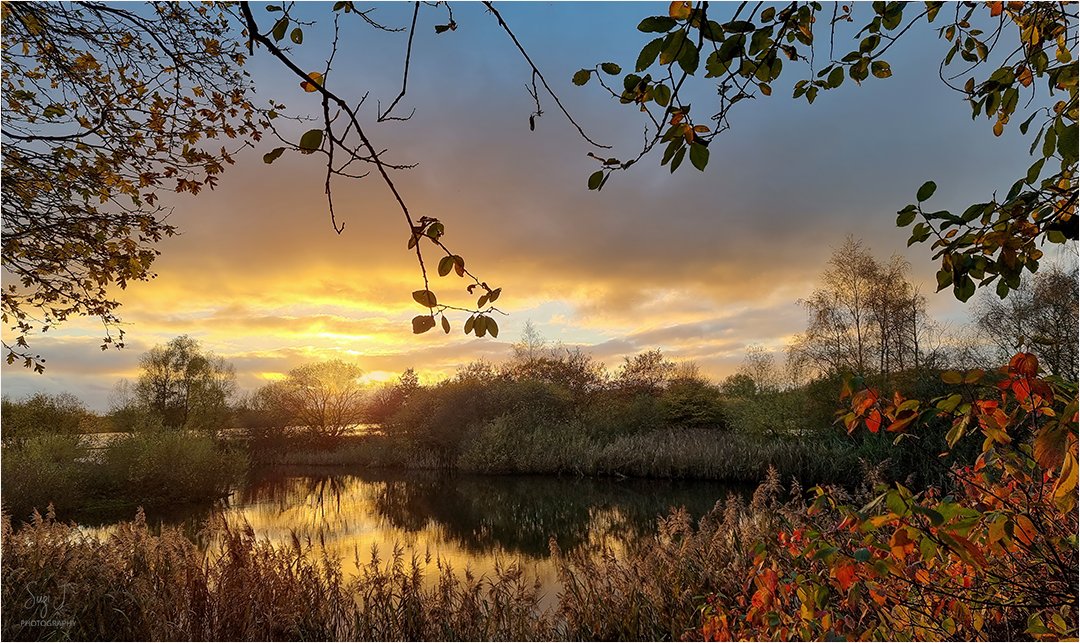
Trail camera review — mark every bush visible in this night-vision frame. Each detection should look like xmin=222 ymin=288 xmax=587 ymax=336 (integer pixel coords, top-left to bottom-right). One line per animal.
xmin=661 ymin=378 xmax=727 ymax=429
xmin=99 ymin=432 xmax=247 ymax=506
xmin=0 ymin=435 xmax=88 ymax=520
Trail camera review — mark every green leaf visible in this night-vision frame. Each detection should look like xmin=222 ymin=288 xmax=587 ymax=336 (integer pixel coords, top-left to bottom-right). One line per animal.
xmin=1058 ymin=123 xmax=1078 ymax=161
xmin=704 ymin=50 xmax=733 ymax=78
xmin=827 ymin=66 xmax=845 ymax=88
xmin=870 ymin=60 xmax=891 ymax=78
xmin=660 ymin=30 xmax=688 ymax=66
xmin=488 ymin=288 xmax=501 ymax=303
xmin=262 ymin=147 xmax=286 ymax=164
xmin=600 ymin=62 xmax=621 ymax=75
xmin=941 ymin=370 xmax=963 ymax=384
xmin=953 ymin=275 xmax=975 ymax=302
xmin=438 ymin=255 xmax=455 ymax=277
xmin=916 ymin=180 xmax=937 ymax=202
xmin=677 ymin=44 xmax=699 ymax=74
xmin=638 ymin=16 xmax=676 ymax=32
xmin=475 ymin=315 xmax=487 ymax=337
xmin=290 ymin=27 xmax=303 ymax=44
xmin=587 ymin=170 xmax=604 ymax=190
xmin=721 ymin=20 xmax=754 ymax=33
xmin=299 ymin=129 xmax=323 ymax=152
xmin=412 ymin=289 xmax=437 ymax=307
xmin=441 ymin=316 xmax=451 ymax=334
xmin=477 ymin=293 xmax=489 ymax=308
xmin=689 ymin=142 xmax=709 ymax=171
xmin=896 ymin=208 xmax=916 ymax=227
xmin=637 ymin=37 xmax=665 ymax=71
xmin=853 ymin=548 xmax=871 ymax=562
xmin=272 ymin=17 xmax=289 ymax=41
xmin=936 ymin=270 xmax=953 ymax=290
xmin=411 ymin=315 xmax=435 ymax=334
xmin=670 ymin=145 xmax=686 ymax=172
xmin=572 ymin=69 xmax=592 ymax=86
xmin=653 ymin=83 xmax=672 ymax=107
xmin=486 ymin=317 xmax=499 ymax=338
xmin=1026 ymin=158 xmax=1045 ymax=184
xmin=464 ymin=316 xmax=475 ymax=334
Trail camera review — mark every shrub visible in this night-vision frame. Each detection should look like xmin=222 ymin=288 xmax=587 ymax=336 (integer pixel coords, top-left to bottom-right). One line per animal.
xmin=0 ymin=434 xmax=88 ymax=520
xmin=99 ymin=431 xmax=247 ymax=506
xmin=702 ymin=354 xmax=1080 ymax=641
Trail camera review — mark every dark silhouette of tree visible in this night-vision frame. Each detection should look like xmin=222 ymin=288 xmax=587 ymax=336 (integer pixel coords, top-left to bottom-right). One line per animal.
xmin=279 ymin=359 xmax=366 ymax=445
xmin=135 ymin=335 xmax=236 ymax=432
xmin=2 ymin=3 xmax=261 ymax=371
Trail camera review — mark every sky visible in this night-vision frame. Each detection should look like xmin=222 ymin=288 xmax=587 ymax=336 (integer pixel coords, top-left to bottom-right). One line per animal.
xmin=2 ymin=2 xmax=1067 ymax=410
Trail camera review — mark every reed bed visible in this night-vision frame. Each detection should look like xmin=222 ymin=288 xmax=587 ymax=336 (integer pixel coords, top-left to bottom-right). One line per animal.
xmin=1 ymin=470 xmax=805 ymax=641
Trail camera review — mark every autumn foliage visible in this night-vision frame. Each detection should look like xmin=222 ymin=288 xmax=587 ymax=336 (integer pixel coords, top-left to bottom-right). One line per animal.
xmin=702 ymin=352 xmax=1078 ymax=641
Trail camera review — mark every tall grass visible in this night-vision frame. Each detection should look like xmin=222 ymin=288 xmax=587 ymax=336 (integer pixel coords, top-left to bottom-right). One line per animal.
xmin=1 ymin=470 xmax=809 ymax=641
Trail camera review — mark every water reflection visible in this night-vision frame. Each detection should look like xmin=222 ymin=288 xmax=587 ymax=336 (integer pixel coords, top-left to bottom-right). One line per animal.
xmin=76 ymin=466 xmax=745 ymax=599
xmin=232 ymin=467 xmax=742 ymax=560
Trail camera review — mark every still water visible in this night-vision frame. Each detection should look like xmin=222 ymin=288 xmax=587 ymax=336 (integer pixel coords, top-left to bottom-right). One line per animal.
xmin=88 ymin=467 xmax=744 ymax=599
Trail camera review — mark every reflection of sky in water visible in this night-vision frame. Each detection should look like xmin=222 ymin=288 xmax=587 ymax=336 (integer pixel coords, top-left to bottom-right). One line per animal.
xmin=80 ymin=467 xmax=744 ymax=604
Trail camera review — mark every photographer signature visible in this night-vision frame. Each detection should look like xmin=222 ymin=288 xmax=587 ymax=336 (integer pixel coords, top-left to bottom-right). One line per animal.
xmin=22 ymin=581 xmax=71 ymax=619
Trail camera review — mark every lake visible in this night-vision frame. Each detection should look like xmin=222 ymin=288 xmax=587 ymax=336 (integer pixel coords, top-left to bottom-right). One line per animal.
xmin=80 ymin=466 xmax=746 ymax=602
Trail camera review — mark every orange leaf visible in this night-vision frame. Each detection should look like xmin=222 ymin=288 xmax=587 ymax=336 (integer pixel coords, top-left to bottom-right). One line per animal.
xmin=865 ymin=409 xmax=882 ymax=433
xmin=1008 ymin=352 xmax=1039 ymax=378
xmin=300 ymin=71 xmax=324 ymax=92
xmin=834 ymin=563 xmax=857 ymax=592
xmin=988 ymin=1 xmax=1003 ymax=17
xmin=668 ymin=1 xmax=692 ymax=20
xmin=1013 ymin=515 xmax=1037 ymax=547
xmin=1017 ymin=67 xmax=1033 ymax=87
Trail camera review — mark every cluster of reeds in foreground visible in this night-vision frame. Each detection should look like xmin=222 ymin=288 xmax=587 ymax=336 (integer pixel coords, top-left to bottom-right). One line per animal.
xmin=1 ymin=470 xmax=809 ymax=641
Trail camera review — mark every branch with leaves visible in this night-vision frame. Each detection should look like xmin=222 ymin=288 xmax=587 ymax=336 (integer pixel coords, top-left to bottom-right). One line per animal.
xmin=242 ymin=1 xmax=505 ymax=338
xmin=579 ymin=1 xmax=1077 ymax=302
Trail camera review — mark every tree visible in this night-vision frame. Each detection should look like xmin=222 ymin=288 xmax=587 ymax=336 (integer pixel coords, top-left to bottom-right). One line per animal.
xmin=0 ymin=391 xmax=87 ymax=445
xmin=2 ymin=2 xmax=261 ymax=371
xmin=277 ymin=360 xmax=366 ymax=445
xmin=613 ymin=348 xmax=675 ymax=396
xmin=135 ymin=335 xmax=236 ymax=432
xmin=5 ymin=2 xmax=1076 ymax=371
xmin=738 ymin=344 xmax=780 ymax=395
xmin=974 ymin=264 xmax=1079 ymax=380
xmin=791 ymin=237 xmax=933 ymax=380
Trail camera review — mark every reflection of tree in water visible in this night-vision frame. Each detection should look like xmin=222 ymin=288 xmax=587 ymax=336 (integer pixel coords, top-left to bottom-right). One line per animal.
xmin=230 ymin=466 xmax=744 ymax=559
xmin=363 ymin=471 xmax=743 ymax=558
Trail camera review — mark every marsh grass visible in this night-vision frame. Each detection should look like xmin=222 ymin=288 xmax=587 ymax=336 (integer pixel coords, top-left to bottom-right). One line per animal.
xmin=1 ymin=470 xmax=806 ymax=641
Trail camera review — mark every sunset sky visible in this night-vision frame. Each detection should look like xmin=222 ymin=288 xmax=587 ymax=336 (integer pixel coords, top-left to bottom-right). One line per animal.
xmin=2 ymin=2 xmax=1063 ymax=410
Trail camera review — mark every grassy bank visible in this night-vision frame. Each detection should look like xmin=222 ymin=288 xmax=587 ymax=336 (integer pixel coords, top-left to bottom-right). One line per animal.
xmin=0 ymin=431 xmax=247 ymax=522
xmin=255 ymin=426 xmax=915 ymax=486
xmin=1 ymin=471 xmax=799 ymax=641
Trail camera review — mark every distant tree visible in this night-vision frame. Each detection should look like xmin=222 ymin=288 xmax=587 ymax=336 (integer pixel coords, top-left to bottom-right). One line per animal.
xmin=2 ymin=2 xmax=261 ymax=371
xmin=613 ymin=348 xmax=674 ymax=395
xmin=662 ymin=367 xmax=726 ymax=429
xmin=738 ymin=344 xmax=780 ymax=395
xmin=791 ymin=237 xmax=932 ymax=380
xmin=719 ymin=373 xmax=757 ymax=399
xmin=365 ymin=368 xmax=421 ymax=426
xmin=1 ymin=391 xmax=86 ymax=445
xmin=974 ymin=265 xmax=1079 ymax=380
xmin=135 ymin=335 xmax=236 ymax=432
xmin=278 ymin=360 xmax=366 ymax=445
